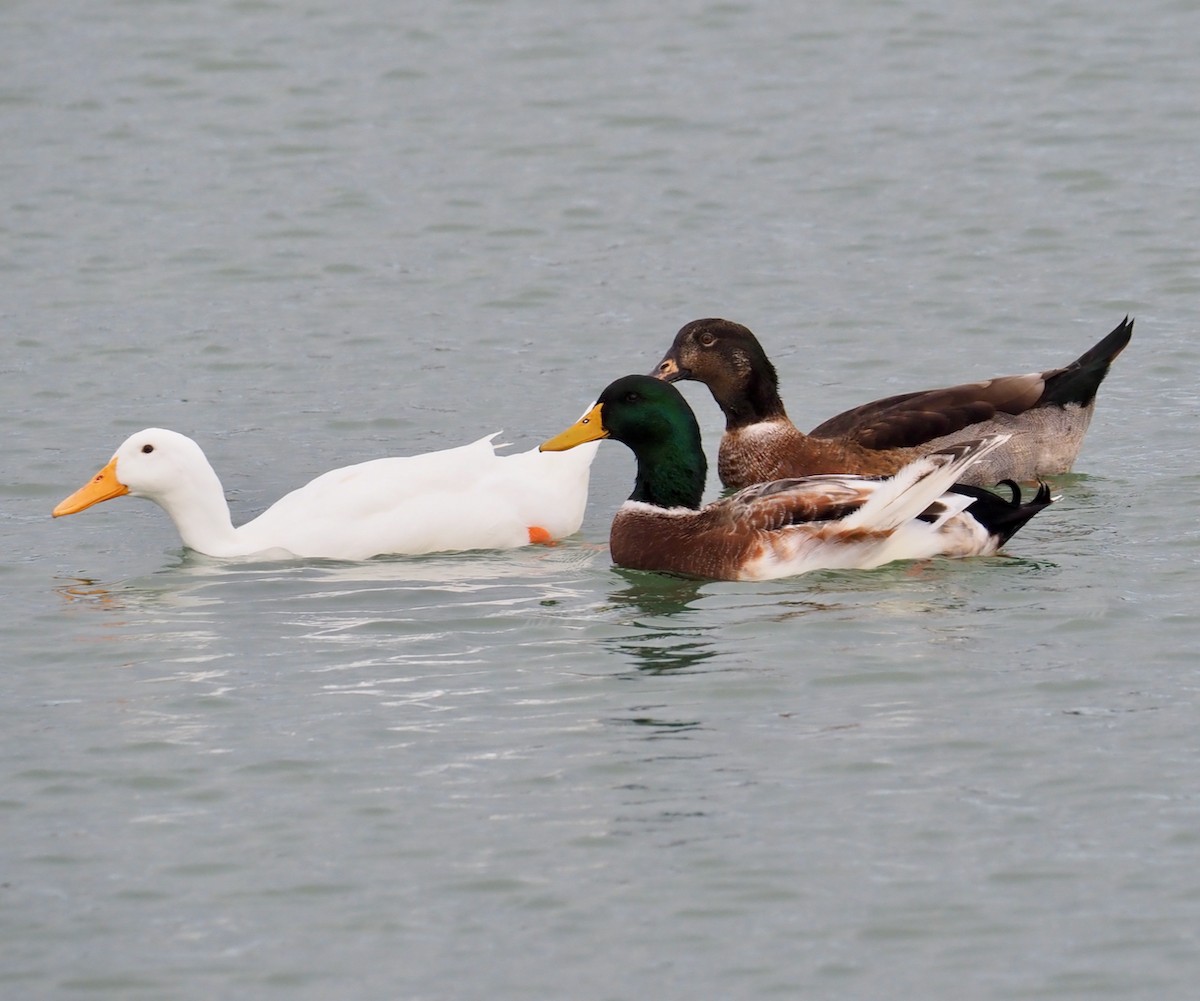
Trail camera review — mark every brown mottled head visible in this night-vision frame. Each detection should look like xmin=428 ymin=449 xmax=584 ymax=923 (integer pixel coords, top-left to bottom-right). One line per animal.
xmin=649 ymin=318 xmax=787 ymax=429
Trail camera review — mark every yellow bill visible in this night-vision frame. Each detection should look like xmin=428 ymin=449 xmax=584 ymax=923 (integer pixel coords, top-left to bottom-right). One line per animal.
xmin=540 ymin=402 xmax=607 ymax=452
xmin=52 ymin=457 xmax=129 ymax=517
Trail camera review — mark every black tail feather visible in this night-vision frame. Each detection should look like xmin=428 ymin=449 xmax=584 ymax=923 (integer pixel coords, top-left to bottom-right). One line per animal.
xmin=1040 ymin=316 xmax=1133 ymax=407
xmin=949 ymin=479 xmax=1054 ymax=546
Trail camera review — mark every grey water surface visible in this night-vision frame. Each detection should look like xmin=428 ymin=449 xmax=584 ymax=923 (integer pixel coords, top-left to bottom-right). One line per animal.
xmin=3 ymin=1 xmax=1200 ymax=998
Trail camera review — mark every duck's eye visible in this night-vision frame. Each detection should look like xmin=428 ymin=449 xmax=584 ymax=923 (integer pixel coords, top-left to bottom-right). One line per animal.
xmin=624 ymin=391 xmax=641 ymax=404
xmin=697 ymin=331 xmax=717 ymax=347
xmin=141 ymin=444 xmax=154 ymax=454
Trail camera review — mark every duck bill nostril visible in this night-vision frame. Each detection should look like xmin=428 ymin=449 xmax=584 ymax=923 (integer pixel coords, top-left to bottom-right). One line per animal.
xmin=651 ymin=357 xmax=683 ymax=381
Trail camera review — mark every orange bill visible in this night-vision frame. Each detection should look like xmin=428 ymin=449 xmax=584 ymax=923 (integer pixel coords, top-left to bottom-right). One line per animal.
xmin=539 ymin=403 xmax=607 ymax=452
xmin=52 ymin=458 xmax=129 ymax=517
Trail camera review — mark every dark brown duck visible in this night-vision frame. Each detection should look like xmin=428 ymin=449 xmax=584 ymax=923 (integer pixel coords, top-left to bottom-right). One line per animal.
xmin=651 ymin=316 xmax=1132 ymax=488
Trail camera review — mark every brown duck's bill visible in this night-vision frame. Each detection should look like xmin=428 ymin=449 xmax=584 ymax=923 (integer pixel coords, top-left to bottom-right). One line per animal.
xmin=52 ymin=458 xmax=128 ymax=517
xmin=539 ymin=403 xmax=607 ymax=452
xmin=650 ymin=353 xmax=685 ymax=382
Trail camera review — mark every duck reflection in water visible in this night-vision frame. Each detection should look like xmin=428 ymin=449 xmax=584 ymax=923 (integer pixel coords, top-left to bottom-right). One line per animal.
xmin=602 ymin=569 xmax=718 ymax=675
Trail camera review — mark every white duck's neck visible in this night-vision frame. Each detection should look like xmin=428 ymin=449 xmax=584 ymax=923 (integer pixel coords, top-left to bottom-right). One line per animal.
xmin=148 ymin=460 xmax=246 ymax=557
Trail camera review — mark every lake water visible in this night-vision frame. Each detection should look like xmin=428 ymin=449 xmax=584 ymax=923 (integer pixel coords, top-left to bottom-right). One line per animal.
xmin=4 ymin=0 xmax=1200 ymax=997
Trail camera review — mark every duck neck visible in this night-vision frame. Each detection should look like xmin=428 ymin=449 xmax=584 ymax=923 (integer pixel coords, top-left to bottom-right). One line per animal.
xmin=152 ymin=462 xmax=243 ymax=557
xmin=719 ymin=360 xmax=788 ymax=430
xmin=628 ymin=427 xmax=707 ymax=511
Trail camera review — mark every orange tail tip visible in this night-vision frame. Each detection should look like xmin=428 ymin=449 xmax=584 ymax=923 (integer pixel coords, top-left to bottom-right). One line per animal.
xmin=527 ymin=526 xmax=556 ymax=545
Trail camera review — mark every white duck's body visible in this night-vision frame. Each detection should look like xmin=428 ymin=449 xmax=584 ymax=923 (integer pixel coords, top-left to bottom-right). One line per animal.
xmin=53 ymin=429 xmax=598 ymax=560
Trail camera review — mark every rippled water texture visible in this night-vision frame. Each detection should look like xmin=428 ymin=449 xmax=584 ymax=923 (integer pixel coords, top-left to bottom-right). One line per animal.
xmin=3 ymin=1 xmax=1199 ymax=998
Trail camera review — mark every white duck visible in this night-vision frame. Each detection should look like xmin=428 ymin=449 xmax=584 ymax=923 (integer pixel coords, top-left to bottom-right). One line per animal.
xmin=53 ymin=427 xmax=598 ymax=560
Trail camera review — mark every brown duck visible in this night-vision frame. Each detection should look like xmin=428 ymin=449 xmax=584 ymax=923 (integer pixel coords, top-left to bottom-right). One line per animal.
xmin=651 ymin=316 xmax=1132 ymax=488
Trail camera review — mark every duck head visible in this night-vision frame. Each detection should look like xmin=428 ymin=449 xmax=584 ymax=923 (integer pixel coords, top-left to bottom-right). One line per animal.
xmin=541 ymin=375 xmax=707 ymax=510
xmin=53 ymin=429 xmax=216 ymax=517
xmin=649 ymin=318 xmax=785 ymax=425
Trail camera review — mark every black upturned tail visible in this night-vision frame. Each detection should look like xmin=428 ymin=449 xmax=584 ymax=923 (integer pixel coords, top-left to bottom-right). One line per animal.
xmin=950 ymin=480 xmax=1054 ymax=546
xmin=1040 ymin=316 xmax=1133 ymax=407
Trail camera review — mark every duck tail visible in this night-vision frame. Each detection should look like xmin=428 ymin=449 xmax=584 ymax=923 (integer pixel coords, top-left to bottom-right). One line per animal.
xmin=947 ymin=479 xmax=1055 ymax=546
xmin=842 ymin=434 xmax=1010 ymax=533
xmin=1040 ymin=316 xmax=1133 ymax=407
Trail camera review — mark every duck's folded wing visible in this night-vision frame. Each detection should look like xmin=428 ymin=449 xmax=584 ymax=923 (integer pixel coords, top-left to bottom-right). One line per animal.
xmin=713 ymin=476 xmax=877 ymax=532
xmin=807 ymin=374 xmax=1045 ymax=450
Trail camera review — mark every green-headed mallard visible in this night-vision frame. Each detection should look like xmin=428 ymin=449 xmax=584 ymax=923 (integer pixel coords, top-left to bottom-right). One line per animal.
xmin=541 ymin=374 xmax=1051 ymax=581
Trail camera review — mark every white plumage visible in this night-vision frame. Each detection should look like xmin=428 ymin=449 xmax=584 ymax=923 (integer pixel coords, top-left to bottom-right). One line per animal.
xmin=53 ymin=428 xmax=598 ymax=560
